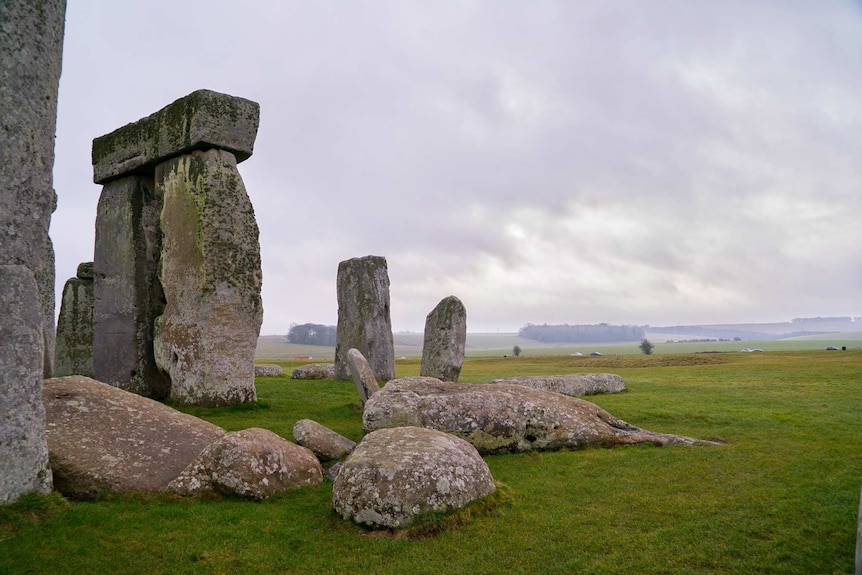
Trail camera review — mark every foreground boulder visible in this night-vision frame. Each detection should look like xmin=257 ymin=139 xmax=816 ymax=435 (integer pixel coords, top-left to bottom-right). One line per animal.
xmin=489 ymin=373 xmax=626 ymax=396
xmin=333 ymin=427 xmax=495 ymax=529
xmin=168 ymin=428 xmax=323 ymax=500
xmin=42 ymin=376 xmax=225 ymax=499
xmin=293 ymin=419 xmax=356 ymax=462
xmin=364 ymin=378 xmax=712 ymax=455
xmin=292 ymin=363 xmax=335 ymax=380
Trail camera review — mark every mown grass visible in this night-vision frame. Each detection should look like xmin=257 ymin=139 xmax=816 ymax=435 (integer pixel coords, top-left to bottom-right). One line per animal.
xmin=1 ymin=351 xmax=860 ymax=574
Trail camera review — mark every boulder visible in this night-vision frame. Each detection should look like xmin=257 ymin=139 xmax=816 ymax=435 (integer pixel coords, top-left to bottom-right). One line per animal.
xmin=334 ymin=255 xmax=395 ymax=381
xmin=168 ymin=428 xmax=323 ymax=500
xmin=363 ymin=377 xmax=713 ymax=455
xmin=42 ymin=375 xmax=225 ymax=499
xmin=420 ymin=295 xmax=467 ymax=382
xmin=332 ymin=426 xmax=495 ymax=529
xmin=347 ymin=348 xmax=380 ymax=405
xmin=254 ymin=364 xmax=283 ymax=377
xmin=54 ymin=262 xmax=94 ymax=378
xmin=291 ymin=363 xmax=335 ymax=380
xmin=293 ymin=419 xmax=356 ymax=461
xmin=489 ymin=373 xmax=626 ymax=396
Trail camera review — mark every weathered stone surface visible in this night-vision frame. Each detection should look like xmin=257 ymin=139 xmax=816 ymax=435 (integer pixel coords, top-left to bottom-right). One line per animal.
xmin=420 ymin=295 xmax=466 ymax=382
xmin=0 ymin=266 xmax=53 ymax=503
xmin=92 ymin=89 xmax=260 ymax=184
xmin=292 ymin=363 xmax=335 ymax=380
xmin=293 ymin=419 xmax=356 ymax=462
xmin=857 ymin=482 xmax=861 ymax=575
xmin=364 ymin=378 xmax=712 ymax=455
xmin=489 ymin=373 xmax=626 ymax=396
xmin=333 ymin=426 xmax=495 ymax=529
xmin=334 ymin=256 xmax=395 ymax=381
xmin=153 ymin=149 xmax=262 ymax=406
xmin=93 ymin=175 xmax=168 ymax=397
xmin=42 ymin=375 xmax=225 ymax=500
xmin=1 ymin=0 xmax=66 ymax=379
xmin=254 ymin=364 xmax=283 ymax=377
xmin=168 ymin=428 xmax=323 ymax=500
xmin=54 ymin=264 xmax=94 ymax=377
xmin=347 ymin=348 xmax=380 ymax=405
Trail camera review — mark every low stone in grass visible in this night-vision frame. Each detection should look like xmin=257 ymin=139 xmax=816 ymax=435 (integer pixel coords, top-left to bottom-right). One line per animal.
xmin=332 ymin=426 xmax=495 ymax=529
xmin=292 ymin=363 xmax=335 ymax=380
xmin=293 ymin=419 xmax=356 ymax=461
xmin=254 ymin=364 xmax=283 ymax=377
xmin=488 ymin=373 xmax=626 ymax=396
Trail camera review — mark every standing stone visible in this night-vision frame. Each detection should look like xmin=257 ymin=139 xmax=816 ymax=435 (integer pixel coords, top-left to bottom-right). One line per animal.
xmin=420 ymin=295 xmax=466 ymax=382
xmin=92 ymin=175 xmax=168 ymax=397
xmin=334 ymin=256 xmax=395 ymax=381
xmin=0 ymin=266 xmax=53 ymax=503
xmin=0 ymin=0 xmax=65 ymax=504
xmin=0 ymin=0 xmax=66 ymax=378
xmin=347 ymin=348 xmax=381 ymax=405
xmin=857 ymin=482 xmax=861 ymax=575
xmin=54 ymin=262 xmax=95 ymax=377
xmin=153 ymin=149 xmax=262 ymax=406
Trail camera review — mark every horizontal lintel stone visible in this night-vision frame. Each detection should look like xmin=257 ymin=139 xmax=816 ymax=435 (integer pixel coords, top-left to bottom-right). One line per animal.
xmin=92 ymin=89 xmax=260 ymax=184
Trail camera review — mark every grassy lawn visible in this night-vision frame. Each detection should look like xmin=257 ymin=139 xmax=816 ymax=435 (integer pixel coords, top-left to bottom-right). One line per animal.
xmin=2 ymin=351 xmax=860 ymax=574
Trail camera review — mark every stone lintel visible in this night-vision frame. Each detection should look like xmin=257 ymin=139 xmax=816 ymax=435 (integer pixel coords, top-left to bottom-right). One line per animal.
xmin=92 ymin=89 xmax=260 ymax=184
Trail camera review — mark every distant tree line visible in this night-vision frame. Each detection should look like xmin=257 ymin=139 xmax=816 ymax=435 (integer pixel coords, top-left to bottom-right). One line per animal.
xmin=286 ymin=323 xmax=337 ymax=346
xmin=791 ymin=316 xmax=853 ymax=323
xmin=649 ymin=325 xmax=826 ymax=341
xmin=518 ymin=323 xmax=645 ymax=343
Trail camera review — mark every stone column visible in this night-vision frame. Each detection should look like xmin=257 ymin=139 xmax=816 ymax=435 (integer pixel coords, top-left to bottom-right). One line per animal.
xmin=334 ymin=256 xmax=395 ymax=381
xmin=420 ymin=295 xmax=467 ymax=382
xmin=54 ymin=262 xmax=95 ymax=377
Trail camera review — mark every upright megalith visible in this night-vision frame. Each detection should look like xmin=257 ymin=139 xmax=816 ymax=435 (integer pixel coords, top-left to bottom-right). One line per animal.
xmin=91 ymin=90 xmax=262 ymax=406
xmin=420 ymin=295 xmax=467 ymax=382
xmin=54 ymin=262 xmax=95 ymax=377
xmin=0 ymin=0 xmax=66 ymax=504
xmin=334 ymin=256 xmax=395 ymax=381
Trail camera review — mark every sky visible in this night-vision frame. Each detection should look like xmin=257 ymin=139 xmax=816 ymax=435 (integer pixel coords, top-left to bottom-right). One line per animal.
xmin=51 ymin=1 xmax=862 ymax=335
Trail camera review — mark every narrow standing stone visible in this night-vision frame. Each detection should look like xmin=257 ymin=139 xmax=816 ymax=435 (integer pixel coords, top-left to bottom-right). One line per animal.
xmin=420 ymin=295 xmax=467 ymax=382
xmin=54 ymin=262 xmax=95 ymax=377
xmin=347 ymin=348 xmax=381 ymax=405
xmin=334 ymin=256 xmax=395 ymax=381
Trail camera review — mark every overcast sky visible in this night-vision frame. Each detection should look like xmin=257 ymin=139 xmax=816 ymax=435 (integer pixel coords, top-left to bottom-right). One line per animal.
xmin=52 ymin=1 xmax=862 ymax=334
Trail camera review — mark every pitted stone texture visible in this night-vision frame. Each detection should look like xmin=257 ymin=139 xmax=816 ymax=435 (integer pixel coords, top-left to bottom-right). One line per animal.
xmin=347 ymin=348 xmax=380 ymax=405
xmin=1 ymin=0 xmax=66 ymax=378
xmin=420 ymin=295 xmax=466 ymax=382
xmin=293 ymin=419 xmax=356 ymax=462
xmin=93 ymin=175 xmax=168 ymax=397
xmin=42 ymin=375 xmax=225 ymax=500
xmin=54 ymin=265 xmax=94 ymax=377
xmin=154 ymin=149 xmax=262 ymax=406
xmin=489 ymin=373 xmax=626 ymax=396
xmin=168 ymin=428 xmax=323 ymax=500
xmin=333 ymin=426 xmax=495 ymax=529
xmin=254 ymin=364 xmax=283 ymax=377
xmin=364 ymin=378 xmax=712 ymax=455
xmin=92 ymin=89 xmax=260 ymax=184
xmin=857 ymin=482 xmax=861 ymax=575
xmin=0 ymin=266 xmax=53 ymax=503
xmin=334 ymin=256 xmax=395 ymax=381
xmin=292 ymin=363 xmax=335 ymax=380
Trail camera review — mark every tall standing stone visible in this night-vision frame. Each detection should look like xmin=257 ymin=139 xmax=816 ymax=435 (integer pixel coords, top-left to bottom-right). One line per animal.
xmin=334 ymin=256 xmax=395 ymax=382
xmin=54 ymin=262 xmax=95 ymax=377
xmin=420 ymin=295 xmax=467 ymax=382
xmin=92 ymin=175 xmax=168 ymax=397
xmin=153 ymin=149 xmax=262 ymax=406
xmin=0 ymin=0 xmax=65 ymax=503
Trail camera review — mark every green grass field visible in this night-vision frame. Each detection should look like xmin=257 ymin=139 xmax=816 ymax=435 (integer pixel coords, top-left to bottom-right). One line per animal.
xmin=2 ymin=351 xmax=860 ymax=574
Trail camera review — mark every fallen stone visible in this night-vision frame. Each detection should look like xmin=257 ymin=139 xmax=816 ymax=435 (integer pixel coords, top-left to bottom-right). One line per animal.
xmin=254 ymin=364 xmax=283 ymax=377
xmin=291 ymin=363 xmax=335 ymax=380
xmin=364 ymin=377 xmax=713 ymax=455
xmin=42 ymin=375 xmax=225 ymax=499
xmin=168 ymin=428 xmax=323 ymax=500
xmin=54 ymin=262 xmax=94 ymax=378
xmin=333 ymin=426 xmax=496 ymax=529
xmin=347 ymin=348 xmax=380 ymax=405
xmin=420 ymin=295 xmax=467 ymax=382
xmin=489 ymin=373 xmax=626 ymax=396
xmin=92 ymin=89 xmax=260 ymax=184
xmin=293 ymin=419 xmax=356 ymax=462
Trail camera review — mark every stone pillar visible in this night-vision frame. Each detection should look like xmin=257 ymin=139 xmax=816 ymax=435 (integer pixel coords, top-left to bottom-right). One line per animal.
xmin=334 ymin=256 xmax=395 ymax=382
xmin=0 ymin=0 xmax=65 ymax=503
xmin=420 ymin=295 xmax=467 ymax=382
xmin=153 ymin=149 xmax=262 ymax=406
xmin=93 ymin=175 xmax=168 ymax=397
xmin=55 ymin=262 xmax=95 ymax=377
xmin=91 ymin=90 xmax=261 ymax=406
